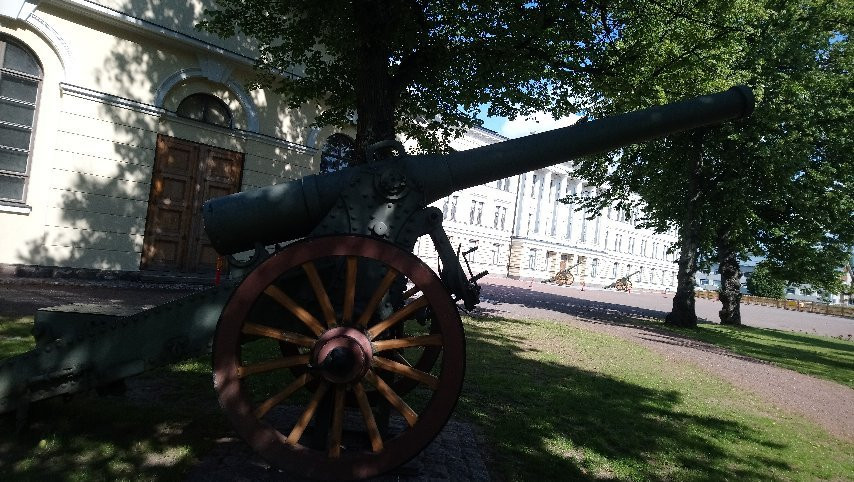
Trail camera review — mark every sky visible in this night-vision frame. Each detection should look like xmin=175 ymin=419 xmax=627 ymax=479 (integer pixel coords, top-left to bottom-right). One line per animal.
xmin=478 ymin=106 xmax=581 ymax=139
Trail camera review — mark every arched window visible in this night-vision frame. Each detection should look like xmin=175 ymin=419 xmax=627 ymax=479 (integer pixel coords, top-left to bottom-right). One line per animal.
xmin=176 ymin=93 xmax=232 ymax=128
xmin=0 ymin=37 xmax=42 ymax=204
xmin=320 ymin=133 xmax=355 ymax=174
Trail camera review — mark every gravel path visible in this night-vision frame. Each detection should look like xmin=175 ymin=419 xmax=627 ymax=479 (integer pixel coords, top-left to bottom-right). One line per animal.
xmin=477 ymin=277 xmax=854 ymax=441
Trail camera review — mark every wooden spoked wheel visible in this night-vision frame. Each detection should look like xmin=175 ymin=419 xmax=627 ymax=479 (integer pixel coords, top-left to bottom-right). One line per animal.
xmin=213 ymin=235 xmax=465 ymax=480
xmin=554 ymin=271 xmax=574 ymax=286
xmin=615 ymin=279 xmax=631 ymax=291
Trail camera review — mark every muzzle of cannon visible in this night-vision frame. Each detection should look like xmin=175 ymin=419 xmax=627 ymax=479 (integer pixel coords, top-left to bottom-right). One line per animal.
xmin=0 ymin=86 xmax=754 ymax=480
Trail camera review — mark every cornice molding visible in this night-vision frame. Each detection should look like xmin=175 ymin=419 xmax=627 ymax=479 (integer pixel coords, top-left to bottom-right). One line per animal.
xmin=60 ymin=82 xmax=166 ymax=116
xmin=45 ymin=0 xmax=260 ymax=68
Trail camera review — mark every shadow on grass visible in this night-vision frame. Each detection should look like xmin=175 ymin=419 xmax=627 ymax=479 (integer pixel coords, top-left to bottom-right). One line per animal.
xmin=459 ymin=316 xmax=792 ymax=481
xmin=0 ymin=361 xmax=225 ymax=481
xmin=680 ymin=325 xmax=854 ymax=388
xmin=477 ymin=282 xmax=854 ymax=387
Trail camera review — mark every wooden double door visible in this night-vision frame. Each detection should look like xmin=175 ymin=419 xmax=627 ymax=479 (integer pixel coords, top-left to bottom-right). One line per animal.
xmin=141 ymin=135 xmax=244 ymax=273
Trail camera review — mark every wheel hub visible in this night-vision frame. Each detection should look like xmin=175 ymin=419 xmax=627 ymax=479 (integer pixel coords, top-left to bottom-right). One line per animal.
xmin=311 ymin=326 xmax=372 ymax=384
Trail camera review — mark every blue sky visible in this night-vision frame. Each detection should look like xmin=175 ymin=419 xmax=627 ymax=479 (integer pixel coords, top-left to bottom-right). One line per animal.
xmin=477 ymin=105 xmax=580 ymax=139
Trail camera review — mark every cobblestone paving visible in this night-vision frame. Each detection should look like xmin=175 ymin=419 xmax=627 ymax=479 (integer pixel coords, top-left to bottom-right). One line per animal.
xmin=186 ymin=417 xmax=490 ymax=481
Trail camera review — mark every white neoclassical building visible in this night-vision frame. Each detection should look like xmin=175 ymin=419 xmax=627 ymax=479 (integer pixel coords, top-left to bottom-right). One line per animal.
xmin=418 ymin=128 xmax=681 ymax=291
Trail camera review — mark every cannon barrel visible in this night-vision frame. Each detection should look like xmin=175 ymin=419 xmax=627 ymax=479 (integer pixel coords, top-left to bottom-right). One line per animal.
xmin=204 ymin=86 xmax=754 ymax=254
xmin=410 ymin=85 xmax=754 ymax=200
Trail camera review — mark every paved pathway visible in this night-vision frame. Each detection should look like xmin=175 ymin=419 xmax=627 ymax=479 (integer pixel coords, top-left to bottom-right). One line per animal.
xmin=480 ymin=276 xmax=854 ymax=338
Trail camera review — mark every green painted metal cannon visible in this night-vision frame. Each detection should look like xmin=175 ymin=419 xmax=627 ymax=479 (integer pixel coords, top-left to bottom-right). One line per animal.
xmin=0 ymin=86 xmax=754 ymax=480
xmin=605 ymin=271 xmax=642 ymax=291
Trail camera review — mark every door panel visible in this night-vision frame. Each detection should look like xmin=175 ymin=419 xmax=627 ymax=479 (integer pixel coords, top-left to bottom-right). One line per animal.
xmin=142 ymin=135 xmax=244 ymax=273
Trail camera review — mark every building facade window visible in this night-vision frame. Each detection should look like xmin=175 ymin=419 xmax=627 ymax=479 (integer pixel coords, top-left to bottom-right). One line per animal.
xmin=319 ymin=133 xmax=355 ymax=174
xmin=500 ymin=206 xmax=507 ymax=230
xmin=591 ymin=258 xmax=598 ymax=278
xmin=476 ymin=201 xmax=484 ymax=225
xmin=0 ymin=37 xmax=42 ymax=204
xmin=450 ymin=195 xmax=458 ymax=221
xmin=528 ymin=249 xmax=538 ymax=269
xmin=177 ymin=92 xmax=233 ymax=128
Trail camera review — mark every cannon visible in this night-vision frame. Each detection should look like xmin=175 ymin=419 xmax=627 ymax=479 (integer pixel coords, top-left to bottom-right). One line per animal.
xmin=543 ymin=261 xmax=584 ymax=286
xmin=604 ymin=271 xmax=642 ymax=292
xmin=0 ymin=86 xmax=754 ymax=479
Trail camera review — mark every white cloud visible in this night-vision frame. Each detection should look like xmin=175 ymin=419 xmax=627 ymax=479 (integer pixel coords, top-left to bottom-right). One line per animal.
xmin=497 ymin=111 xmax=581 ymax=139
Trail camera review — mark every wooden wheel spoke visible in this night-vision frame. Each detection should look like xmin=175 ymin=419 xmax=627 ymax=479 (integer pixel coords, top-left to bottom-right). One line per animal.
xmin=353 ymin=382 xmax=383 ymax=452
xmin=254 ymin=373 xmax=313 ymax=419
xmin=329 ymin=385 xmax=345 ymax=458
xmin=242 ymin=323 xmax=316 ymax=347
xmin=372 ymin=334 xmax=443 ymax=352
xmin=264 ymin=285 xmax=325 ymax=336
xmin=303 ymin=261 xmax=337 ymax=328
xmin=342 ymin=256 xmax=357 ymax=324
xmin=287 ymin=381 xmax=330 ymax=445
xmin=364 ymin=370 xmax=418 ymax=427
xmin=356 ymin=268 xmax=399 ymax=328
xmin=367 ymin=297 xmax=430 ymax=340
xmin=238 ymin=354 xmax=310 ymax=379
xmin=373 ymin=356 xmax=439 ymax=390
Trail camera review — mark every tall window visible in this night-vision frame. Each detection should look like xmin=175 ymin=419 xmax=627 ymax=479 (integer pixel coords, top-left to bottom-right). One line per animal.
xmin=591 ymin=258 xmax=598 ymax=277
xmin=528 ymin=249 xmax=538 ymax=269
xmin=0 ymin=38 xmax=42 ymax=204
xmin=176 ymin=93 xmax=232 ymax=128
xmin=319 ymin=133 xmax=355 ymax=174
xmin=500 ymin=206 xmax=507 ymax=230
xmin=450 ymin=195 xmax=458 ymax=221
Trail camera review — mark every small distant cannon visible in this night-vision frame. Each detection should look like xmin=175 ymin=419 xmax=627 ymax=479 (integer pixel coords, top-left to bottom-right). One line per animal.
xmin=605 ymin=271 xmax=642 ymax=292
xmin=0 ymin=87 xmax=754 ymax=480
xmin=543 ymin=261 xmax=584 ymax=286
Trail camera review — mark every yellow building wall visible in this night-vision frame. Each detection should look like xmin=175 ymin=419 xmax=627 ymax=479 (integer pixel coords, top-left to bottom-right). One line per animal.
xmin=0 ymin=3 xmax=339 ymax=270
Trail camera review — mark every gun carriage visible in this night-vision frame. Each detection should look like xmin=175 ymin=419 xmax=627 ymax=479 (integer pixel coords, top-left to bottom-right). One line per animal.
xmin=604 ymin=271 xmax=642 ymax=292
xmin=543 ymin=261 xmax=584 ymax=286
xmin=0 ymin=87 xmax=754 ymax=480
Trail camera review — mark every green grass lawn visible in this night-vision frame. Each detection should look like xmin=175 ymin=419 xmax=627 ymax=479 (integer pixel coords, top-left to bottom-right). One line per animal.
xmin=652 ymin=321 xmax=854 ymax=389
xmin=1 ymin=313 xmax=852 ymax=480
xmin=459 ymin=315 xmax=853 ymax=481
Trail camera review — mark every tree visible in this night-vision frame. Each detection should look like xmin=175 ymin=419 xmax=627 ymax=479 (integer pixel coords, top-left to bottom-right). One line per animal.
xmin=199 ymin=1 xmax=626 ymax=160
xmin=571 ymin=0 xmax=852 ymax=326
xmin=746 ymin=263 xmax=786 ymax=299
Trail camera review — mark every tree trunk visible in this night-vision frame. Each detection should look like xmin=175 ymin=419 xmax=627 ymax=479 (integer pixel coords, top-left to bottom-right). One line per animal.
xmin=666 ymin=225 xmax=699 ymax=327
xmin=665 ymin=133 xmax=706 ymax=328
xmin=717 ymin=227 xmax=742 ymax=325
xmin=353 ymin=1 xmax=398 ymax=163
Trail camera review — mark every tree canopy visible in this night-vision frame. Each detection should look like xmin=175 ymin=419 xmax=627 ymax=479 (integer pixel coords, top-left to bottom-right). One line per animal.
xmin=570 ymin=0 xmax=852 ymax=325
xmin=746 ymin=262 xmax=787 ymax=299
xmin=200 ymin=0 xmax=627 ymax=158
